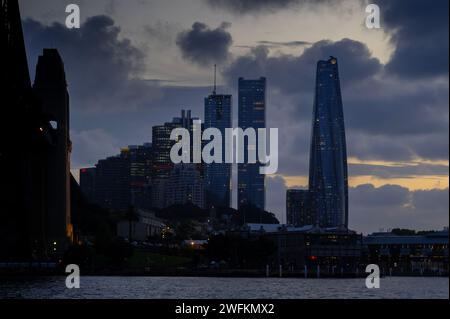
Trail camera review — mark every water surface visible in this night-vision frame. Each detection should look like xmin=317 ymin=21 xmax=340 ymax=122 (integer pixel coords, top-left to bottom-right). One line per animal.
xmin=0 ymin=276 xmax=448 ymax=299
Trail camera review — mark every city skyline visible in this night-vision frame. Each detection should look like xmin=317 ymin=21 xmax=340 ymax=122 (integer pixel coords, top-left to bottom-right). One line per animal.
xmin=19 ymin=0 xmax=449 ymax=233
xmin=1 ymin=0 xmax=448 ymax=304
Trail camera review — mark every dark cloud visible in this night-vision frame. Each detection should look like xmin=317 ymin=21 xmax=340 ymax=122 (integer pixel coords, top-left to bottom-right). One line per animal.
xmin=412 ymin=188 xmax=450 ymax=214
xmin=23 ymin=15 xmax=160 ymax=113
xmin=351 ymin=184 xmax=410 ymax=208
xmin=343 ymin=79 xmax=449 ymax=137
xmin=176 ymin=22 xmax=233 ymax=67
xmin=22 ymin=15 xmax=222 ymax=168
xmin=349 ymin=184 xmax=449 ymax=234
xmin=71 ymin=129 xmax=120 ymax=168
xmin=270 ymin=181 xmax=448 ymax=234
xmin=204 ymin=0 xmax=334 ymax=14
xmin=70 ymin=85 xmax=214 ymax=167
xmin=378 ymin=0 xmax=449 ymax=78
xmin=224 ymin=39 xmax=382 ymax=93
xmin=347 ymin=132 xmax=449 ymax=163
xmin=266 ymin=176 xmax=289 ymax=223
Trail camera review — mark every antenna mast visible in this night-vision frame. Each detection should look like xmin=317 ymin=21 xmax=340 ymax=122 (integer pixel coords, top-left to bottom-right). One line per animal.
xmin=213 ymin=64 xmax=217 ymax=95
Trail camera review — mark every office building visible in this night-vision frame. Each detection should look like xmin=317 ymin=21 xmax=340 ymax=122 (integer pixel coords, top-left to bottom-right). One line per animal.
xmin=238 ymin=77 xmax=266 ymax=211
xmin=151 ymin=110 xmax=202 ymax=208
xmin=204 ymin=92 xmax=232 ymax=208
xmin=309 ymin=56 xmax=348 ymax=228
xmin=94 ymin=150 xmax=130 ymax=211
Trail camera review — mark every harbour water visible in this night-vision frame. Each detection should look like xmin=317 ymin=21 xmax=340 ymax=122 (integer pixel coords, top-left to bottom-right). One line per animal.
xmin=0 ymin=276 xmax=448 ymax=299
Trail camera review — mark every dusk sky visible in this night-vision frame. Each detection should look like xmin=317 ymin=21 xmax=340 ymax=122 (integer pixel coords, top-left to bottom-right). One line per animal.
xmin=19 ymin=0 xmax=449 ymax=233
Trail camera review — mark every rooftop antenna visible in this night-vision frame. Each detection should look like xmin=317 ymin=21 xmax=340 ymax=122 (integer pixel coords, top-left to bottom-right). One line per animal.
xmin=213 ymin=64 xmax=217 ymax=95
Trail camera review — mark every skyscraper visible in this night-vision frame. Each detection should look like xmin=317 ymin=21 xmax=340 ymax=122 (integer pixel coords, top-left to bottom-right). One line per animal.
xmin=151 ymin=110 xmax=201 ymax=209
xmin=237 ymin=77 xmax=266 ymax=211
xmin=151 ymin=110 xmax=197 ymax=180
xmin=204 ymin=92 xmax=232 ymax=209
xmin=309 ymin=56 xmax=348 ymax=228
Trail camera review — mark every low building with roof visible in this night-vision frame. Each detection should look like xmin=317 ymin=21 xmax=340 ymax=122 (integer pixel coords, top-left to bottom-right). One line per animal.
xmin=363 ymin=229 xmax=449 ymax=275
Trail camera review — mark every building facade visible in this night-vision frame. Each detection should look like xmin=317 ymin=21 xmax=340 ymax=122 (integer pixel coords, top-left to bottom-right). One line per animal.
xmin=151 ymin=110 xmax=201 ymax=209
xmin=94 ymin=151 xmax=130 ymax=211
xmin=127 ymin=143 xmax=152 ymax=210
xmin=165 ymin=163 xmax=204 ymax=208
xmin=85 ymin=143 xmax=154 ymax=212
xmin=286 ymin=189 xmax=314 ymax=227
xmin=117 ymin=210 xmax=165 ymax=242
xmin=152 ymin=123 xmax=179 ymax=180
xmin=79 ymin=167 xmax=96 ymax=203
xmin=204 ymin=93 xmax=232 ymax=208
xmin=309 ymin=57 xmax=348 ymax=228
xmin=237 ymin=77 xmax=266 ymax=211
xmin=363 ymin=230 xmax=449 ymax=275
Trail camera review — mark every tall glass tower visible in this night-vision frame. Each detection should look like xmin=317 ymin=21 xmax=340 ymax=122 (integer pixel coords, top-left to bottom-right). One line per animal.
xmin=238 ymin=77 xmax=266 ymax=211
xmin=204 ymin=93 xmax=232 ymax=208
xmin=309 ymin=57 xmax=348 ymax=228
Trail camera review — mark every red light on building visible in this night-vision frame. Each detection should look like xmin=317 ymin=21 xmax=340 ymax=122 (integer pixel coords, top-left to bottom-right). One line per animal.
xmin=309 ymin=255 xmax=317 ymax=261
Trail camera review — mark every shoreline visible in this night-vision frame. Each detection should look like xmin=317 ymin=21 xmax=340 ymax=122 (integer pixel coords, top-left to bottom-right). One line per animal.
xmin=1 ymin=269 xmax=448 ymax=279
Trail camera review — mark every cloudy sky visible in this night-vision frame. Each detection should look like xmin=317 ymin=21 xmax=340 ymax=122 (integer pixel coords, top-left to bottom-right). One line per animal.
xmin=19 ymin=0 xmax=449 ymax=233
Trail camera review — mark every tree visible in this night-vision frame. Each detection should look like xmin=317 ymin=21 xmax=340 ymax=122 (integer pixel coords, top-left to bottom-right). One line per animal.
xmin=233 ymin=204 xmax=279 ymax=225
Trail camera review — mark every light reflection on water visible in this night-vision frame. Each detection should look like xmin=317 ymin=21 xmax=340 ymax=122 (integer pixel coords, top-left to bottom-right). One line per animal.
xmin=0 ymin=276 xmax=448 ymax=299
